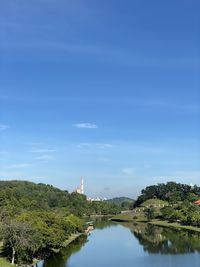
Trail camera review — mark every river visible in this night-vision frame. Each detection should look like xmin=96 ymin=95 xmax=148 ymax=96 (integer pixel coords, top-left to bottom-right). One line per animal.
xmin=36 ymin=218 xmax=200 ymax=267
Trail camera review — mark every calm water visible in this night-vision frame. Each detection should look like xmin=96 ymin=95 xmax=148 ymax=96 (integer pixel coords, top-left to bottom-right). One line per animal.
xmin=36 ymin=219 xmax=200 ymax=267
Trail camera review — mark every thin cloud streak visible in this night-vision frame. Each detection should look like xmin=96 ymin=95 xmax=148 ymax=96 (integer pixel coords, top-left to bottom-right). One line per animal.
xmin=30 ymin=149 xmax=56 ymax=153
xmin=77 ymin=143 xmax=113 ymax=149
xmin=73 ymin=123 xmax=98 ymax=129
xmin=6 ymin=163 xmax=32 ymax=169
xmin=122 ymin=168 xmax=136 ymax=176
xmin=35 ymin=154 xmax=54 ymax=161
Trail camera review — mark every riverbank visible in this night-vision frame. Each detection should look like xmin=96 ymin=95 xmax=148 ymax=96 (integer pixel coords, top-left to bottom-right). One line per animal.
xmin=110 ymin=211 xmax=147 ymax=222
xmin=110 ymin=213 xmax=200 ymax=233
xmin=52 ymin=233 xmax=84 ymax=253
xmin=0 ymin=232 xmax=86 ymax=267
xmin=149 ymin=219 xmax=200 ymax=233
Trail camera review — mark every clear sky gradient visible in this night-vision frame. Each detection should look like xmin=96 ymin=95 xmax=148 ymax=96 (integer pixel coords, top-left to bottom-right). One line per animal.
xmin=0 ymin=0 xmax=199 ymax=198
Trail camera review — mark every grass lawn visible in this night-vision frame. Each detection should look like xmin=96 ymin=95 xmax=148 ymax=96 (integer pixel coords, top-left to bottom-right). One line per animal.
xmin=0 ymin=258 xmax=13 ymax=267
xmin=110 ymin=212 xmax=133 ymax=222
xmin=111 ymin=210 xmax=147 ymax=222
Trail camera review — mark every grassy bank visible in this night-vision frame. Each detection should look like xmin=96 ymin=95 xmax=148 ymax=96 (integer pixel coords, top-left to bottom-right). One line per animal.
xmin=0 ymin=258 xmax=14 ymax=267
xmin=150 ymin=219 xmax=200 ymax=233
xmin=62 ymin=233 xmax=84 ymax=247
xmin=111 ymin=213 xmax=200 ymax=234
xmin=111 ymin=210 xmax=147 ymax=222
xmin=110 ymin=212 xmax=134 ymax=222
xmin=51 ymin=233 xmax=85 ymax=253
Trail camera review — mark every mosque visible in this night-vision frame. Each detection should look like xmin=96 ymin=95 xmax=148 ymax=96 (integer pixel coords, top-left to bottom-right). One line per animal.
xmin=74 ymin=178 xmax=107 ymax=201
xmin=75 ymin=177 xmax=84 ymax=195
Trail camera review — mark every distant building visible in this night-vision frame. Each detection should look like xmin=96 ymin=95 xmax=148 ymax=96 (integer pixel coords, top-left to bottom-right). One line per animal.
xmin=87 ymin=197 xmax=107 ymax=202
xmin=75 ymin=177 xmax=84 ymax=195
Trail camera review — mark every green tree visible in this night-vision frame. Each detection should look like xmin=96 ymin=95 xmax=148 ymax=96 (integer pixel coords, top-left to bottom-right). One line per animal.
xmin=145 ymin=206 xmax=156 ymax=221
xmin=1 ymin=220 xmax=39 ymax=264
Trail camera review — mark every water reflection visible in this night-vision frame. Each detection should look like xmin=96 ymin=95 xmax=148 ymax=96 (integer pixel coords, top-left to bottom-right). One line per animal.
xmin=37 ymin=217 xmax=114 ymax=267
xmin=130 ymin=222 xmax=200 ymax=254
xmin=39 ymin=235 xmax=87 ymax=267
xmin=37 ymin=219 xmax=200 ymax=267
xmin=90 ymin=216 xmax=117 ymax=229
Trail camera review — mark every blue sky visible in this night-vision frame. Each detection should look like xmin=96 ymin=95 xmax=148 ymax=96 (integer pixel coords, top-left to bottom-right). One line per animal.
xmin=0 ymin=0 xmax=199 ymax=198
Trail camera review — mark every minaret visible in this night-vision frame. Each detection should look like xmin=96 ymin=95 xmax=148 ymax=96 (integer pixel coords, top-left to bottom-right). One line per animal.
xmin=80 ymin=177 xmax=84 ymax=194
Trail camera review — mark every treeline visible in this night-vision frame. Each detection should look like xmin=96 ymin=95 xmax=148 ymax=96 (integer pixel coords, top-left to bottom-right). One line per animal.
xmin=0 ymin=180 xmax=120 ymax=265
xmin=0 ymin=181 xmax=120 ymax=217
xmin=134 ymin=182 xmax=200 ymax=228
xmin=134 ymin=182 xmax=200 ymax=207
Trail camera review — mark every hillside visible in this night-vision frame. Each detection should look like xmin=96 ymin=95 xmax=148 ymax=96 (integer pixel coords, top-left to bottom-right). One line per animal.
xmin=106 ymin=197 xmax=134 ymax=205
xmin=140 ymin=198 xmax=168 ymax=208
xmin=0 ymin=180 xmax=121 ymax=265
xmin=0 ymin=180 xmax=120 ymax=217
xmin=112 ymin=182 xmax=200 ymax=224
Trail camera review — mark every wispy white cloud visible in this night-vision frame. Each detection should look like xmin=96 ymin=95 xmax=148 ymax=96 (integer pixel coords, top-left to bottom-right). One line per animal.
xmin=30 ymin=146 xmax=56 ymax=161
xmin=0 ymin=124 xmax=9 ymax=131
xmin=6 ymin=163 xmax=32 ymax=169
xmin=28 ymin=142 xmax=45 ymax=146
xmin=35 ymin=154 xmax=54 ymax=161
xmin=30 ymin=148 xmax=56 ymax=153
xmin=73 ymin=123 xmax=98 ymax=129
xmin=122 ymin=168 xmax=136 ymax=175
xmin=77 ymin=143 xmax=112 ymax=149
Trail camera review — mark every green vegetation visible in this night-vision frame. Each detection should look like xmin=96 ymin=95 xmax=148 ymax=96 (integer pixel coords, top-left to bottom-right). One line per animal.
xmin=150 ymin=220 xmax=200 ymax=233
xmin=110 ymin=212 xmax=134 ymax=222
xmin=111 ymin=208 xmax=147 ymax=222
xmin=130 ymin=222 xmax=200 ymax=254
xmin=0 ymin=258 xmax=13 ymax=267
xmin=106 ymin=197 xmax=135 ymax=210
xmin=0 ymin=180 xmax=120 ymax=217
xmin=134 ymin=181 xmax=200 ymax=207
xmin=0 ymin=243 xmax=13 ymax=267
xmin=133 ymin=182 xmax=200 ymax=230
xmin=140 ymin=198 xmax=168 ymax=208
xmin=111 ymin=198 xmax=167 ymax=222
xmin=160 ymin=200 xmax=200 ymax=227
xmin=0 ymin=180 xmax=120 ymax=265
xmin=112 ymin=182 xmax=200 ymax=230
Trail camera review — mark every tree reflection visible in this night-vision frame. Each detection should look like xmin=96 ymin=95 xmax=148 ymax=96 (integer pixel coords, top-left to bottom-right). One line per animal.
xmin=93 ymin=217 xmax=117 ymax=229
xmin=41 ymin=235 xmax=87 ymax=267
xmin=130 ymin=223 xmax=200 ymax=254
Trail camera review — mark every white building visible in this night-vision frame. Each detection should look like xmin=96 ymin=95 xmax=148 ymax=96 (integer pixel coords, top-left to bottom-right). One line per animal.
xmin=75 ymin=177 xmax=84 ymax=194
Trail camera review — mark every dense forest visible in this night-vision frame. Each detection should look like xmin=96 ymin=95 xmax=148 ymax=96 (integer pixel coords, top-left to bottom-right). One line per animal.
xmin=0 ymin=180 xmax=120 ymax=265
